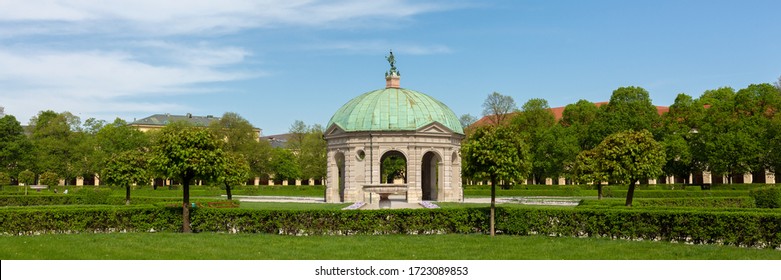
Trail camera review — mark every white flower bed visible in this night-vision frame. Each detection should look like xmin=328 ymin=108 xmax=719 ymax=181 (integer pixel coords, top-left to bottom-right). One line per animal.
xmin=342 ymin=201 xmax=366 ymax=210
xmin=419 ymin=201 xmax=439 ymax=209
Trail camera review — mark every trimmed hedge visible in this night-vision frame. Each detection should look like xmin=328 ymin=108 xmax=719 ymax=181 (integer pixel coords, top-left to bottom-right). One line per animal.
xmin=579 ymin=197 xmax=756 ymax=208
xmin=2 ymin=206 xmax=779 ymax=249
xmin=750 ymin=187 xmax=781 ymax=208
xmin=0 ymin=195 xmax=231 ymax=207
xmin=0 ymin=206 xmax=182 ymax=235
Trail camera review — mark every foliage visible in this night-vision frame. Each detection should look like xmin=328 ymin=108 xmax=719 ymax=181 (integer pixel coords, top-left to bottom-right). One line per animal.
xmin=749 ymin=187 xmax=781 ymax=208
xmin=102 ymin=150 xmax=149 ymax=204
xmin=94 ymin=118 xmax=149 ymax=179
xmin=0 ymin=172 xmax=9 ymax=186
xmin=218 ymin=152 xmax=251 ymax=200
xmin=595 ymin=130 xmax=665 ymax=206
xmin=461 ymin=125 xmax=531 ymax=236
xmin=298 ymin=124 xmax=327 ymax=180
xmin=594 ymin=86 xmax=660 ymax=141
xmin=462 ymin=125 xmax=531 ymax=184
xmin=381 ymin=155 xmax=406 ymax=183
xmin=270 ymin=148 xmax=301 ymax=181
xmin=0 ymin=115 xmax=33 ymax=176
xmin=3 ymin=206 xmax=780 ymax=249
xmin=482 ymin=92 xmax=516 ymax=125
xmin=560 ymin=99 xmax=601 ymax=150
xmin=579 ymin=197 xmax=756 ymax=208
xmin=570 ymin=149 xmax=609 ymax=198
xmin=459 ymin=113 xmax=478 ymax=129
xmin=148 ymin=122 xmax=226 ymax=232
xmin=39 ymin=171 xmax=59 ymax=186
xmin=18 ymin=170 xmax=35 ymax=185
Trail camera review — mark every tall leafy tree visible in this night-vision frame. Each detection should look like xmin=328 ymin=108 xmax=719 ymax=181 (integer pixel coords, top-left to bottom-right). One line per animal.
xmin=209 ymin=112 xmax=261 ymax=190
xmin=0 ymin=115 xmax=33 ymax=177
xmin=149 ymin=123 xmax=225 ymax=233
xmin=482 ymin=92 xmax=516 ymax=126
xmin=532 ymin=124 xmax=580 ymax=183
xmin=270 ymin=148 xmax=301 ymax=183
xmin=29 ymin=111 xmax=86 ymax=183
xmin=299 ymin=125 xmax=327 ymax=181
xmin=462 ymin=125 xmax=531 ymax=236
xmin=596 ymin=86 xmax=660 ymax=139
xmin=511 ymin=98 xmax=556 ymax=183
xmin=596 ymin=130 xmax=665 ymax=206
xmin=287 ymin=120 xmax=308 ymax=152
xmin=560 ymin=100 xmax=601 ymax=150
xmin=102 ymin=150 xmax=148 ymax=205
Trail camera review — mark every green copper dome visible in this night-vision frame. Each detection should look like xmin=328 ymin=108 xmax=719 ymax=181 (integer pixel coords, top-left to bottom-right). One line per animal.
xmin=327 ymin=87 xmax=464 ymax=134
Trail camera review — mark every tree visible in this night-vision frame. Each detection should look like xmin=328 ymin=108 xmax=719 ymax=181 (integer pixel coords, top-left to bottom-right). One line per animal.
xmin=149 ymin=123 xmax=225 ymax=233
xmin=560 ymin=100 xmax=601 ymax=150
xmin=511 ymin=98 xmax=557 ymax=183
xmin=462 ymin=125 xmax=531 ymax=236
xmin=94 ymin=118 xmax=149 ymax=180
xmin=482 ymin=92 xmax=516 ymax=126
xmin=29 ymin=111 xmax=85 ymax=182
xmin=208 ymin=112 xmax=270 ymax=187
xmin=287 ymin=120 xmax=308 ymax=152
xmin=299 ymin=125 xmax=327 ymax=181
xmin=0 ymin=172 xmax=9 ymax=186
xmin=0 ymin=115 xmax=33 ymax=177
xmin=571 ymin=149 xmax=609 ymax=199
xmin=219 ymin=152 xmax=250 ymax=200
xmin=596 ymin=130 xmax=665 ymax=206
xmin=40 ymin=171 xmax=59 ymax=187
xmin=270 ymin=148 xmax=301 ymax=183
xmin=595 ymin=86 xmax=660 ymax=141
xmin=18 ymin=170 xmax=35 ymax=186
xmin=459 ymin=114 xmax=478 ymax=129
xmin=532 ymin=124 xmax=580 ymax=182
xmin=102 ymin=150 xmax=148 ymax=205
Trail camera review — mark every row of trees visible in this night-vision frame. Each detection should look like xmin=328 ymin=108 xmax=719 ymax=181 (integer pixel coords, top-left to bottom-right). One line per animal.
xmin=465 ymin=82 xmax=781 ymax=188
xmin=462 ymin=81 xmax=781 ymax=235
xmin=0 ymin=111 xmax=327 ymax=191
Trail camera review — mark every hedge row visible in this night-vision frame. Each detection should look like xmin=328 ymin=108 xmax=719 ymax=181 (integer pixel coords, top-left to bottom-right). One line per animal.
xmin=2 ymin=206 xmax=779 ymax=248
xmin=603 ymin=189 xmax=748 ymax=199
xmin=579 ymin=197 xmax=757 ymax=208
xmin=496 ymin=208 xmax=781 ymax=248
xmin=0 ymin=195 xmax=230 ymax=207
xmin=0 ymin=206 xmax=182 ymax=235
xmin=749 ymin=187 xmax=781 ymax=208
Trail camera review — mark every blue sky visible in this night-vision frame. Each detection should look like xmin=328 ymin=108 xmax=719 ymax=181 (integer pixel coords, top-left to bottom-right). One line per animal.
xmin=1 ymin=0 xmax=779 ymax=135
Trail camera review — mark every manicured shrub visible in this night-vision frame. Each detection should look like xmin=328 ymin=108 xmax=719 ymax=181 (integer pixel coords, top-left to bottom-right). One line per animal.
xmin=0 ymin=172 xmax=9 ymax=186
xmin=39 ymin=171 xmax=58 ymax=187
xmin=18 ymin=170 xmax=35 ymax=186
xmin=750 ymin=187 xmax=781 ymax=208
xmin=2 ymin=205 xmax=779 ymax=249
xmin=633 ymin=197 xmax=755 ymax=208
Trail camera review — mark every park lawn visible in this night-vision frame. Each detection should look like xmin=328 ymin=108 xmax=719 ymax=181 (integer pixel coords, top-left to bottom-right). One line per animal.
xmin=1 ymin=233 xmax=780 ymax=260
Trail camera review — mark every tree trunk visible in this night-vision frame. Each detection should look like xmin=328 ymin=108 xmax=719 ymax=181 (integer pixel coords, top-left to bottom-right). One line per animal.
xmin=625 ymin=180 xmax=636 ymax=207
xmin=490 ymin=176 xmax=496 ymax=237
xmin=225 ymin=182 xmax=232 ymax=200
xmin=597 ymin=183 xmax=603 ymax=200
xmin=182 ymin=177 xmax=191 ymax=233
xmin=125 ymin=185 xmax=131 ymax=205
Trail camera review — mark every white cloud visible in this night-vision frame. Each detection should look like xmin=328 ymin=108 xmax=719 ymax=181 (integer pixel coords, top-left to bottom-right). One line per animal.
xmin=0 ymin=44 xmax=254 ymax=124
xmin=0 ymin=0 xmax=451 ymax=36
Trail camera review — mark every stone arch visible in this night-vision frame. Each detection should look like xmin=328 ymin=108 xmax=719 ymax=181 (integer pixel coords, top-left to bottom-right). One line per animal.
xmin=380 ymin=150 xmax=407 ymax=184
xmin=422 ymin=150 xmax=443 ymax=201
xmin=335 ymin=152 xmax=346 ymax=202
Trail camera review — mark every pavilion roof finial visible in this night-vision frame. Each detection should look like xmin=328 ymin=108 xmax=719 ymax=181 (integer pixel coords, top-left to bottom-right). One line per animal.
xmin=385 ymin=50 xmax=400 ymax=88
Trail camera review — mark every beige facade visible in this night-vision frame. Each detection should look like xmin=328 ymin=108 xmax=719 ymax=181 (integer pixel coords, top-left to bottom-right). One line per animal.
xmin=324 ymin=124 xmax=464 ymax=203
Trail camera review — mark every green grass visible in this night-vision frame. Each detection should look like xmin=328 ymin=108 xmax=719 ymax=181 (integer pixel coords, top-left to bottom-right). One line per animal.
xmin=1 ymin=233 xmax=779 ymax=260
